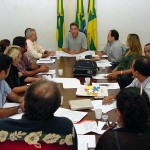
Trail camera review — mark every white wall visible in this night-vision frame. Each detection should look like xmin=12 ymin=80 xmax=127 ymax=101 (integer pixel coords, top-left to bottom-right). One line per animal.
xmin=97 ymin=0 xmax=150 ymax=49
xmin=0 ymin=0 xmax=57 ymax=50
xmin=0 ymin=0 xmax=149 ymax=50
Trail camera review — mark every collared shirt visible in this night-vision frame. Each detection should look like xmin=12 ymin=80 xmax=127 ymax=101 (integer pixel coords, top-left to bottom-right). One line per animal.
xmin=63 ymin=31 xmax=87 ymax=50
xmin=101 ymin=41 xmax=126 ymax=63
xmin=26 ymin=39 xmax=46 ymax=63
xmin=0 ymin=80 xmax=11 ymax=108
xmin=127 ymin=76 xmax=150 ymax=100
xmin=17 ymin=54 xmax=32 ymax=75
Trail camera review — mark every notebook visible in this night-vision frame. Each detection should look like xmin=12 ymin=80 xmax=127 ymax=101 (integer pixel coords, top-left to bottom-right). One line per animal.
xmin=69 ymin=99 xmax=93 ymax=110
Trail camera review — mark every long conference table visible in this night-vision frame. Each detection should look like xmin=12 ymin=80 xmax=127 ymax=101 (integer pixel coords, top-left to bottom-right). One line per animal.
xmin=49 ymin=57 xmax=119 ymax=144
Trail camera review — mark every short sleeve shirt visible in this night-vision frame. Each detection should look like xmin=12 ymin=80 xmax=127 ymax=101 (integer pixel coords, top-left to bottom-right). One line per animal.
xmin=101 ymin=41 xmax=125 ymax=63
xmin=63 ymin=31 xmax=87 ymax=50
xmin=0 ymin=80 xmax=11 ymax=108
xmin=127 ymin=76 xmax=150 ymax=100
xmin=17 ymin=54 xmax=32 ymax=75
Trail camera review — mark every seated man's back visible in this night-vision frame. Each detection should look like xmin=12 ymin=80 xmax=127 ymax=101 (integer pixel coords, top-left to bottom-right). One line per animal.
xmin=0 ymin=80 xmax=77 ymax=149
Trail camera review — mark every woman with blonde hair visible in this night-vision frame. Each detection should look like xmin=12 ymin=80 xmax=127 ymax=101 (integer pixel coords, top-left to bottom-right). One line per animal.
xmin=107 ymin=34 xmax=142 ymax=88
xmin=4 ymin=46 xmax=41 ymax=94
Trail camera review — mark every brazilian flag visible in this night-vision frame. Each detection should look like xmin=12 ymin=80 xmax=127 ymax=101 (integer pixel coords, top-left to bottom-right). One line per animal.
xmin=75 ymin=0 xmax=86 ymax=35
xmin=87 ymin=0 xmax=97 ymax=51
xmin=56 ymin=0 xmax=64 ymax=50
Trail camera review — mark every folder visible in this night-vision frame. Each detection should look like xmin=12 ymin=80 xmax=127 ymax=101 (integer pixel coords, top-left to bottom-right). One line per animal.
xmin=69 ymin=99 xmax=93 ymax=110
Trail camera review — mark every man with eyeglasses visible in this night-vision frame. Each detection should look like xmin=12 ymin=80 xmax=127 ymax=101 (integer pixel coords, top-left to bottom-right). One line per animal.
xmin=102 ymin=56 xmax=150 ymax=104
xmin=144 ymin=43 xmax=150 ymax=59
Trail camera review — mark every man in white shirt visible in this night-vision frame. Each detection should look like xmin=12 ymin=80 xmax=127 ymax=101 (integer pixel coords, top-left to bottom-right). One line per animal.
xmin=26 ymin=28 xmax=55 ymax=63
xmin=103 ymin=56 xmax=150 ymax=104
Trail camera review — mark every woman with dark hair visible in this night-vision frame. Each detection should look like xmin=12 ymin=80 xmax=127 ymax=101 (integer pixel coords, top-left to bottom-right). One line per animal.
xmin=0 ymin=39 xmax=10 ymax=53
xmin=96 ymin=87 xmax=150 ymax=150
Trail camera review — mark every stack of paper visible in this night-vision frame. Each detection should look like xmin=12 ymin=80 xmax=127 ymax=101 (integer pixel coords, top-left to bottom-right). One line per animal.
xmin=76 ymin=85 xmax=108 ymax=97
xmin=91 ymin=100 xmax=116 ymax=113
xmin=54 ymin=107 xmax=87 ymax=123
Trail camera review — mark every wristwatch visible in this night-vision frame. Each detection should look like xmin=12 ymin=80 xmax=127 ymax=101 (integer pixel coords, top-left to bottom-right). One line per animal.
xmin=17 ymin=106 xmax=22 ymax=114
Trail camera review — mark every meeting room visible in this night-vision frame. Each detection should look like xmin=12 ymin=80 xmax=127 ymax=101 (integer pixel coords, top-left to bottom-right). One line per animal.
xmin=0 ymin=0 xmax=150 ymax=150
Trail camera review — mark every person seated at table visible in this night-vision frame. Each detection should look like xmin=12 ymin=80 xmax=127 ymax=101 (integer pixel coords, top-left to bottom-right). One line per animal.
xmin=144 ymin=43 xmax=150 ymax=59
xmin=0 ymin=54 xmax=24 ymax=118
xmin=26 ymin=28 xmax=55 ymax=63
xmin=0 ymin=39 xmax=10 ymax=53
xmin=103 ymin=56 xmax=150 ymax=104
xmin=62 ymin=22 xmax=87 ymax=54
xmin=4 ymin=46 xmax=41 ymax=94
xmin=0 ymin=80 xmax=77 ymax=149
xmin=13 ymin=36 xmax=49 ymax=76
xmin=107 ymin=34 xmax=142 ymax=89
xmin=99 ymin=29 xmax=126 ymax=68
xmin=95 ymin=87 xmax=150 ymax=150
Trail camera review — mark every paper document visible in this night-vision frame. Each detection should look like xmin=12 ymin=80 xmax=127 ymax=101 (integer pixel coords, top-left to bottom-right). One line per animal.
xmin=3 ymin=103 xmax=23 ymax=119
xmin=54 ymin=107 xmax=87 ymax=123
xmin=56 ymin=50 xmax=95 ymax=58
xmin=36 ymin=59 xmax=55 ymax=64
xmin=78 ymin=142 xmax=88 ymax=150
xmin=44 ymin=77 xmax=81 ymax=89
xmin=74 ymin=120 xmax=97 ymax=134
xmin=74 ymin=120 xmax=107 ymax=135
xmin=39 ymin=57 xmax=51 ymax=61
xmin=76 ymin=85 xmax=108 ymax=97
xmin=92 ymin=74 xmax=108 ymax=79
xmin=97 ymin=121 xmax=107 ymax=134
xmin=92 ymin=82 xmax=120 ymax=89
xmin=91 ymin=100 xmax=116 ymax=113
xmin=77 ymin=135 xmax=96 ymax=149
xmin=96 ymin=61 xmax=112 ymax=67
xmin=37 ymin=69 xmax=56 ymax=75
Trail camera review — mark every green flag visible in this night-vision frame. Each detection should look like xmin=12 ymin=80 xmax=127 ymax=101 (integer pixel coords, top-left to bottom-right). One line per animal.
xmin=75 ymin=0 xmax=86 ymax=35
xmin=87 ymin=0 xmax=97 ymax=50
xmin=56 ymin=0 xmax=64 ymax=50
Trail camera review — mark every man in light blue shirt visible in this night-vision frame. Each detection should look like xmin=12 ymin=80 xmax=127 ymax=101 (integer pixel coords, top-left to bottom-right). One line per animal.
xmin=99 ymin=30 xmax=126 ymax=68
xmin=0 ymin=54 xmax=24 ymax=118
xmin=62 ymin=22 xmax=87 ymax=54
xmin=103 ymin=56 xmax=150 ymax=104
xmin=0 ymin=80 xmax=11 ymax=108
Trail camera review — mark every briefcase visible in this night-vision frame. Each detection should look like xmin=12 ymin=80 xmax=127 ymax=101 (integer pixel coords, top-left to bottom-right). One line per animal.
xmin=73 ymin=60 xmax=98 ymax=76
